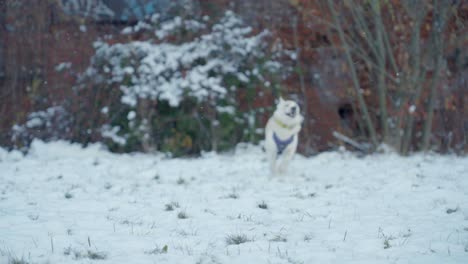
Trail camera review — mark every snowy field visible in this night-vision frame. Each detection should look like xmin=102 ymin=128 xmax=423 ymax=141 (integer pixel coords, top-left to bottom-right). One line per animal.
xmin=1 ymin=140 xmax=467 ymax=264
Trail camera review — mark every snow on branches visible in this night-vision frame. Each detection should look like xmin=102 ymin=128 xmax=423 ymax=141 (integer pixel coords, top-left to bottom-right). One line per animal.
xmin=81 ymin=10 xmax=284 ymax=150
xmin=88 ymin=11 xmax=279 ymax=108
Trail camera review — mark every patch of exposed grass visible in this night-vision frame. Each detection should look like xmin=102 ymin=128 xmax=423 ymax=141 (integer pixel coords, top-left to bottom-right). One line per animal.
xmin=225 ymin=234 xmax=251 ymax=245
xmin=64 ymin=247 xmax=107 ymax=260
xmin=258 ymin=201 xmax=268 ymax=209
xmin=270 ymin=234 xmax=287 ymax=242
xmin=63 ymin=246 xmax=73 ymax=256
xmin=8 ymin=256 xmax=28 ymax=264
xmin=446 ymin=207 xmax=459 ymax=214
xmin=176 ymin=177 xmax=186 ymax=185
xmin=226 ymin=192 xmax=239 ymax=199
xmin=177 ymin=210 xmax=189 ymax=219
xmin=87 ymin=250 xmax=107 ymax=260
xmin=64 ymin=192 xmax=73 ymax=199
xmin=165 ymin=201 xmax=180 ymax=211
xmin=378 ymin=228 xmax=396 ymax=249
xmin=382 ymin=234 xmax=395 ymax=249
xmin=303 ymin=234 xmax=313 ymax=242
xmin=177 ymin=228 xmax=198 ymax=237
xmin=27 ymin=214 xmax=39 ymax=221
xmin=145 ymin=244 xmax=168 ymax=255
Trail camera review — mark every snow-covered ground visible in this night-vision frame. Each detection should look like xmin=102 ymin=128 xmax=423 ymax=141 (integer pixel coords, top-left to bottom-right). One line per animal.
xmin=1 ymin=140 xmax=467 ymax=264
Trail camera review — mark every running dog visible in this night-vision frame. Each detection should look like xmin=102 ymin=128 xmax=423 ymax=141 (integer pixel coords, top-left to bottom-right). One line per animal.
xmin=265 ymin=97 xmax=303 ymax=176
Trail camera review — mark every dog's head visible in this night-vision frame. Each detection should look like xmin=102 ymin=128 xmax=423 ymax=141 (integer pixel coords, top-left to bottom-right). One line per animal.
xmin=274 ymin=97 xmax=303 ymax=125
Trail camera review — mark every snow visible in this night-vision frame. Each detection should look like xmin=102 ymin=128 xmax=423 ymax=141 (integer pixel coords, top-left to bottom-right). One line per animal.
xmin=11 ymin=106 xmax=70 ymax=144
xmin=101 ymin=125 xmax=126 ymax=146
xmin=101 ymin=107 xmax=109 ymax=114
xmin=127 ymin=111 xmax=136 ymax=120
xmin=25 ymin=117 xmax=43 ymax=128
xmin=55 ymin=62 xmax=72 ymax=72
xmin=1 ymin=141 xmax=467 ymax=263
xmin=87 ymin=11 xmax=278 ymax=109
xmin=61 ymin=0 xmax=115 ymax=20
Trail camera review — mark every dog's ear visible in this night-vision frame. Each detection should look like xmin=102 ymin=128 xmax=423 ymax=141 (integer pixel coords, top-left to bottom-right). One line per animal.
xmin=278 ymin=97 xmax=285 ymax=105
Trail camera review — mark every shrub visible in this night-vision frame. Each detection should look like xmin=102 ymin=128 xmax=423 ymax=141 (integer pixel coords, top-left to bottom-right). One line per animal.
xmin=77 ymin=9 xmax=285 ymax=155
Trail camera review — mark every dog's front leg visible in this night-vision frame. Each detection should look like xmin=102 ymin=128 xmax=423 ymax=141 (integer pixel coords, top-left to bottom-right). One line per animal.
xmin=268 ymin=151 xmax=278 ymax=176
xmin=278 ymin=151 xmax=292 ymax=175
xmin=278 ymin=138 xmax=298 ymax=175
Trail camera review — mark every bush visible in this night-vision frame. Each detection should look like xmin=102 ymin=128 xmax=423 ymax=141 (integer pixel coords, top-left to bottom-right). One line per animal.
xmin=76 ymin=9 xmax=285 ymax=155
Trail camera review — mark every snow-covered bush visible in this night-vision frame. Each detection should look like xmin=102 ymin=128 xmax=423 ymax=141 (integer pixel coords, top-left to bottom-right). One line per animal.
xmin=79 ymin=10 xmax=285 ymax=154
xmin=11 ymin=106 xmax=72 ymax=151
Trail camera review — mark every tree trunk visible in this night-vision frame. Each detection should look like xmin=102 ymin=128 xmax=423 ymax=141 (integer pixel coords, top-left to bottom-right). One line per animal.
xmin=400 ymin=2 xmax=427 ymax=155
xmin=372 ymin=0 xmax=388 ymax=143
xmin=327 ymin=0 xmax=378 ymax=149
xmin=292 ymin=15 xmax=313 ymax=153
xmin=422 ymin=0 xmax=451 ymax=152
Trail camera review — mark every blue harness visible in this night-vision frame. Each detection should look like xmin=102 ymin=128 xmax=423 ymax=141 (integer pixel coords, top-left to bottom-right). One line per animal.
xmin=273 ymin=132 xmax=294 ymax=155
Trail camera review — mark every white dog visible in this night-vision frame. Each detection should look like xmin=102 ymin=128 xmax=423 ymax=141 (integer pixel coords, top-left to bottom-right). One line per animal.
xmin=265 ymin=97 xmax=303 ymax=176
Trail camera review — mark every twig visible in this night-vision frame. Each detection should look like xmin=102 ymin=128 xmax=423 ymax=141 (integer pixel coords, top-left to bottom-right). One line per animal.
xmin=50 ymin=236 xmax=54 ymax=253
xmin=333 ymin=131 xmax=369 ymax=152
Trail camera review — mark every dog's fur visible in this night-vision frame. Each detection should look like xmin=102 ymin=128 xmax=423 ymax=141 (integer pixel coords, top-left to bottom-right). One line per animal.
xmin=265 ymin=97 xmax=303 ymax=176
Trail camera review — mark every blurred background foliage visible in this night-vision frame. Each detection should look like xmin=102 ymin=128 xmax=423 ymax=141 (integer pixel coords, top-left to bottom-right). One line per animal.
xmin=1 ymin=0 xmax=467 ymax=156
